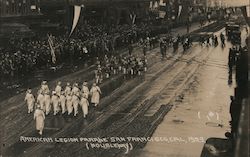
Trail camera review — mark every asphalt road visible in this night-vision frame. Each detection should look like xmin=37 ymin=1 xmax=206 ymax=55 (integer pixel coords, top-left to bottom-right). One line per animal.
xmin=133 ymin=27 xmax=249 ymax=157
xmin=1 ymin=21 xmax=238 ymax=157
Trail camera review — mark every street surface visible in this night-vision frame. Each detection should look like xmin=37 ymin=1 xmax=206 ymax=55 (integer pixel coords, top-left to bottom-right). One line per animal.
xmin=134 ymin=28 xmax=249 ymax=157
xmin=1 ymin=22 xmax=248 ymax=157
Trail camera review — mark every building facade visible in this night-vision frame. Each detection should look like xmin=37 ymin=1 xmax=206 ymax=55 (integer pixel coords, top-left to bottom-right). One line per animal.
xmin=0 ymin=0 xmax=41 ymax=17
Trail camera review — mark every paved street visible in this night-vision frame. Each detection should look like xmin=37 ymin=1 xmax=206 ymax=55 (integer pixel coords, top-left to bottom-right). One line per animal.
xmin=133 ymin=28 xmax=249 ymax=157
xmin=0 ymin=21 xmax=248 ymax=157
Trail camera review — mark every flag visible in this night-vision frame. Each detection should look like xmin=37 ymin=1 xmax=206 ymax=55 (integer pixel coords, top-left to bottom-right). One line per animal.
xmin=69 ymin=5 xmax=82 ymax=36
xmin=129 ymin=13 xmax=136 ymax=24
xmin=48 ymin=34 xmax=56 ymax=64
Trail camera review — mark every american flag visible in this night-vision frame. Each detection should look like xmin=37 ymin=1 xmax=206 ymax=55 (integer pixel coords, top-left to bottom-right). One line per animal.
xmin=47 ymin=34 xmax=56 ymax=64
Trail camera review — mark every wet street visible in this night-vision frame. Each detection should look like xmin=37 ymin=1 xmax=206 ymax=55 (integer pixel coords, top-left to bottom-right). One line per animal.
xmin=0 ymin=22 xmax=248 ymax=157
xmin=133 ymin=28 xmax=249 ymax=157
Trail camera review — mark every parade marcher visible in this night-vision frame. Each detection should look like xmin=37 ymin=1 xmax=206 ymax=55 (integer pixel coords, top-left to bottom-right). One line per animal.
xmin=90 ymin=83 xmax=102 ymax=107
xmin=95 ymin=65 xmax=103 ymax=84
xmin=220 ymin=33 xmax=225 ymax=47
xmin=213 ymin=35 xmax=218 ymax=46
xmin=59 ymin=91 xmax=66 ymax=114
xmin=51 ymin=91 xmax=60 ymax=115
xmin=64 ymin=82 xmax=72 ymax=96
xmin=206 ymin=36 xmax=211 ymax=47
xmin=80 ymin=94 xmax=89 ymax=118
xmin=72 ymin=83 xmax=80 ymax=95
xmin=44 ymin=91 xmax=51 ymax=115
xmin=55 ymin=81 xmax=62 ymax=96
xmin=66 ymin=93 xmax=73 ymax=115
xmin=37 ymin=90 xmax=45 ymax=112
xmin=24 ymin=89 xmax=35 ymax=113
xmin=72 ymin=93 xmax=80 ymax=116
xmin=40 ymin=81 xmax=50 ymax=94
xmin=173 ymin=37 xmax=179 ymax=52
xmin=143 ymin=43 xmax=147 ymax=56
xmin=33 ymin=104 xmax=45 ymax=135
xmin=81 ymin=81 xmax=89 ymax=99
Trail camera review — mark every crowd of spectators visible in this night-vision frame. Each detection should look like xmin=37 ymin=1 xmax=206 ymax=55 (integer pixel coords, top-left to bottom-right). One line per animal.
xmin=0 ymin=22 xmax=155 ymax=83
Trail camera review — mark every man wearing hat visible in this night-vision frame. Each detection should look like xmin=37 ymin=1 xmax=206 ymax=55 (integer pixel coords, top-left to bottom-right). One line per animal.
xmin=51 ymin=91 xmax=60 ymax=115
xmin=24 ymin=89 xmax=35 ymax=113
xmin=34 ymin=104 xmax=45 ymax=135
xmin=81 ymin=81 xmax=89 ymax=99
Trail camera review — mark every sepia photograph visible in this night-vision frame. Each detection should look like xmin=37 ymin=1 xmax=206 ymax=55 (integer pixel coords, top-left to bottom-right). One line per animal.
xmin=0 ymin=0 xmax=249 ymax=157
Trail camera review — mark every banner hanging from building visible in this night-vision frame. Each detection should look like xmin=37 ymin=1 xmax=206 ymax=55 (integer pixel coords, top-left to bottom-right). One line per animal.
xmin=69 ymin=5 xmax=82 ymax=37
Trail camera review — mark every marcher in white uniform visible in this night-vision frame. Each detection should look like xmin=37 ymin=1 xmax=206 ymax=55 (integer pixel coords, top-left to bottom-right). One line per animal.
xmin=51 ymin=91 xmax=60 ymax=115
xmin=55 ymin=81 xmax=62 ymax=96
xmin=71 ymin=83 xmax=80 ymax=96
xmin=44 ymin=91 xmax=51 ymax=115
xmin=24 ymin=89 xmax=35 ymax=113
xmin=81 ymin=81 xmax=89 ymax=99
xmin=37 ymin=90 xmax=45 ymax=111
xmin=40 ymin=81 xmax=50 ymax=94
xmin=64 ymin=82 xmax=72 ymax=96
xmin=59 ymin=91 xmax=66 ymax=114
xmin=90 ymin=83 xmax=102 ymax=107
xmin=66 ymin=94 xmax=73 ymax=115
xmin=34 ymin=105 xmax=45 ymax=135
xmin=80 ymin=94 xmax=89 ymax=118
xmin=72 ymin=93 xmax=80 ymax=116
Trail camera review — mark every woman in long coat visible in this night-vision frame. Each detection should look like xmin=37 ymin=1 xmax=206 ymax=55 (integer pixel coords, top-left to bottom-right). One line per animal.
xmin=81 ymin=81 xmax=89 ymax=99
xmin=90 ymin=83 xmax=102 ymax=107
xmin=44 ymin=91 xmax=51 ymax=115
xmin=37 ymin=90 xmax=45 ymax=112
xmin=51 ymin=91 xmax=60 ymax=115
xmin=24 ymin=89 xmax=35 ymax=113
xmin=66 ymin=93 xmax=73 ymax=115
xmin=34 ymin=105 xmax=45 ymax=135
xmin=59 ymin=91 xmax=66 ymax=114
xmin=72 ymin=93 xmax=80 ymax=116
xmin=80 ymin=94 xmax=89 ymax=118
